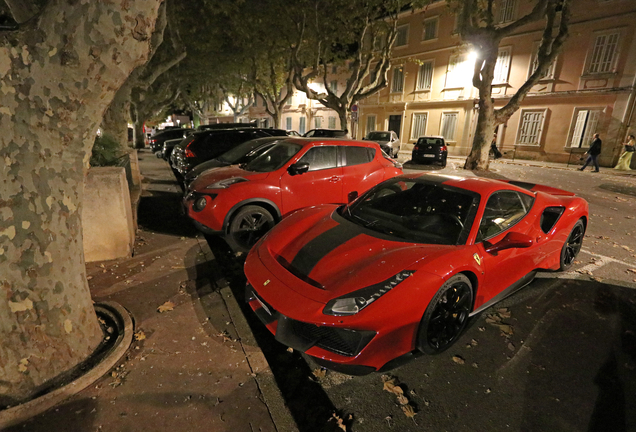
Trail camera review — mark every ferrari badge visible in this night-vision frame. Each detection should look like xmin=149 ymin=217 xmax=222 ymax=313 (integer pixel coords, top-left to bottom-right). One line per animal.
xmin=473 ymin=253 xmax=481 ymax=266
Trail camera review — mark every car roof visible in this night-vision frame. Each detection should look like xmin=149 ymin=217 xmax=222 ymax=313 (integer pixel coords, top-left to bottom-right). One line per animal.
xmin=281 ymin=137 xmax=376 ymax=148
xmin=403 ymin=173 xmax=536 ymax=197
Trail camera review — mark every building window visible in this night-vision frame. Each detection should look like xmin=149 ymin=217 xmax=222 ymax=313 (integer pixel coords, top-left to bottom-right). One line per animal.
xmin=440 ymin=112 xmax=458 ymax=141
xmin=391 ymin=66 xmax=404 ymax=93
xmin=445 ymin=54 xmax=465 ymax=88
xmin=286 ymin=117 xmax=292 ymax=130
xmin=329 ymin=80 xmax=338 ymax=93
xmin=422 ymin=17 xmax=438 ymax=41
xmin=366 ymin=115 xmax=376 ymax=135
xmin=516 ymin=109 xmax=546 ymax=145
xmin=411 ymin=113 xmax=428 ymax=140
xmin=569 ymin=109 xmax=602 ymax=148
xmin=285 ymin=94 xmax=292 ymax=106
xmin=529 ymin=43 xmax=557 ymax=79
xmin=587 ymin=31 xmax=620 ymax=74
xmin=498 ymin=0 xmax=516 ymax=23
xmin=395 ymin=25 xmax=409 ymax=47
xmin=416 ymin=61 xmax=433 ymax=91
xmin=315 ymin=117 xmax=322 ymax=128
xmin=332 ymin=65 xmax=338 ymax=74
xmin=493 ymin=47 xmax=511 ymax=84
xmin=299 ymin=117 xmax=306 ymax=135
xmin=328 ymin=116 xmax=336 ymax=129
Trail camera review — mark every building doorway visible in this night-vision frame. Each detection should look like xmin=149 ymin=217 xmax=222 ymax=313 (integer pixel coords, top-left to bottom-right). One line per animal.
xmin=388 ymin=115 xmax=402 ymax=138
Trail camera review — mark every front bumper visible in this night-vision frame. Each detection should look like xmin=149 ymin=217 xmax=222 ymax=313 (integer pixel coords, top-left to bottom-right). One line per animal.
xmin=412 ymin=149 xmax=445 ymax=164
xmin=246 ymin=284 xmax=375 ymax=359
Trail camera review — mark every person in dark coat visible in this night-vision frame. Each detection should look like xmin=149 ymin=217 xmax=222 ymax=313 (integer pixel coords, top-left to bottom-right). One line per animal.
xmin=579 ymin=133 xmax=602 ymax=172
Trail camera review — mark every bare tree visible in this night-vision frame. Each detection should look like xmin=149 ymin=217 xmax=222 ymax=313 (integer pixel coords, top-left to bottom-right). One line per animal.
xmin=290 ymin=0 xmax=409 ymax=133
xmin=458 ymin=0 xmax=571 ymax=170
xmin=0 ymin=0 xmax=162 ymax=403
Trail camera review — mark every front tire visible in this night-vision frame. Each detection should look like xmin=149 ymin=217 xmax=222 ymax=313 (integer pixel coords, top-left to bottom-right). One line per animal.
xmin=417 ymin=274 xmax=473 ymax=354
xmin=559 ymin=219 xmax=585 ymax=270
xmin=226 ymin=205 xmax=276 ymax=253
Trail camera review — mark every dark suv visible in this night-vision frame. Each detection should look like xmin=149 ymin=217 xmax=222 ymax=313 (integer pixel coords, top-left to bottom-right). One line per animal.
xmin=411 ymin=136 xmax=448 ymax=167
xmin=149 ymin=128 xmax=190 ymax=152
xmin=171 ymin=128 xmax=288 ymax=178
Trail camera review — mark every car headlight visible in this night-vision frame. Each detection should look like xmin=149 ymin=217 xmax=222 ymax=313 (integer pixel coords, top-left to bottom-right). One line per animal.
xmin=205 ymin=177 xmax=248 ymax=189
xmin=323 ymin=270 xmax=415 ymax=316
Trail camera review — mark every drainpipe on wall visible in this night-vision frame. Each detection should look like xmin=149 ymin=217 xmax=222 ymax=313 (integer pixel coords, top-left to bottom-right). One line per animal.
xmin=400 ymin=103 xmax=408 ymax=145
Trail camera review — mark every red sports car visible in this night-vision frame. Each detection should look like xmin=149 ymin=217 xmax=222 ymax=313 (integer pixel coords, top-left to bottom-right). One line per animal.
xmin=244 ymin=174 xmax=589 ymax=375
xmin=185 ymin=138 xmax=402 ymax=252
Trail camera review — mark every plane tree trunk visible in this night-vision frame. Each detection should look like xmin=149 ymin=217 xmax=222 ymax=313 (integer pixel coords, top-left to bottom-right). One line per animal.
xmin=0 ymin=0 xmax=161 ymax=404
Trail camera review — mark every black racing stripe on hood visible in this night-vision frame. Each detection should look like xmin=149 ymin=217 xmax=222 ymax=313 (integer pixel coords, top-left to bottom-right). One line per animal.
xmin=290 ymin=222 xmax=361 ymax=278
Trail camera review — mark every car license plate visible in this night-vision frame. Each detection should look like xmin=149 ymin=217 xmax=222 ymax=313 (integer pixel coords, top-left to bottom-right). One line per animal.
xmin=423 ymin=154 xmax=435 ymax=158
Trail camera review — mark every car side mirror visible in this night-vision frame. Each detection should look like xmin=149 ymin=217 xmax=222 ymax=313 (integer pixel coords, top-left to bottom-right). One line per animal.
xmin=288 ymin=162 xmax=310 ymax=176
xmin=347 ymin=191 xmax=358 ymax=203
xmin=484 ymin=232 xmax=533 ymax=254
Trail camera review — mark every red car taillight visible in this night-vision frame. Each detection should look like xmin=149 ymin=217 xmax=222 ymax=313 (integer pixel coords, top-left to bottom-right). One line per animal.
xmin=441 ymin=145 xmax=447 ymax=152
xmin=184 ymin=137 xmax=196 ymax=158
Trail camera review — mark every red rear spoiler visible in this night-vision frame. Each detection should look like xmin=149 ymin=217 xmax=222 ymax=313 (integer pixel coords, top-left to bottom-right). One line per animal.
xmin=504 ymin=180 xmax=576 ymax=197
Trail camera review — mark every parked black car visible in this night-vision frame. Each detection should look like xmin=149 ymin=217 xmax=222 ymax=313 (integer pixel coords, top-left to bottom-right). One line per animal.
xmin=182 ymin=136 xmax=284 ymax=188
xmin=196 ymin=122 xmax=257 ymax=131
xmin=149 ymin=128 xmax=190 ymax=152
xmin=303 ymin=129 xmax=348 ymax=138
xmin=171 ymin=128 xmax=289 ymax=178
xmin=411 ymin=136 xmax=448 ymax=167
xmin=159 ymin=137 xmax=185 ymax=160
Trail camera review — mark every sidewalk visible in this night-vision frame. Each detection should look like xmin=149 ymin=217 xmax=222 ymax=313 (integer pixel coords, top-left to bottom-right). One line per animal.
xmin=5 ymin=153 xmax=297 ymax=432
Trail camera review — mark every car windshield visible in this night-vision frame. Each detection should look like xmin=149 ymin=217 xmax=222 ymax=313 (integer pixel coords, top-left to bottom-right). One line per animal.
xmin=343 ymin=178 xmax=479 ymax=245
xmin=368 ymin=132 xmax=390 ymax=141
xmin=218 ymin=139 xmax=278 ymax=164
xmin=243 ymin=141 xmax=302 ymax=172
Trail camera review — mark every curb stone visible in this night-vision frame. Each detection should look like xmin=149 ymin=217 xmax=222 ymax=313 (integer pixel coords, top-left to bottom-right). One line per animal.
xmin=0 ymin=301 xmax=134 ymax=430
xmin=220 ymin=286 xmax=299 ymax=432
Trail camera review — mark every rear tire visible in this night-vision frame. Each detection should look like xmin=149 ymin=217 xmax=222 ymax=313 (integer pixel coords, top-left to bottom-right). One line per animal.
xmin=440 ymin=155 xmax=447 ymax=168
xmin=417 ymin=274 xmax=473 ymax=354
xmin=226 ymin=205 xmax=276 ymax=253
xmin=559 ymin=219 xmax=585 ymax=270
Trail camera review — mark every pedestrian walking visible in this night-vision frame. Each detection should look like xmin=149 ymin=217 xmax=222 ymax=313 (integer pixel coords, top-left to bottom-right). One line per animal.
xmin=490 ymin=133 xmax=502 ymax=159
xmin=613 ymin=134 xmax=635 ymax=171
xmin=579 ymin=133 xmax=602 ymax=172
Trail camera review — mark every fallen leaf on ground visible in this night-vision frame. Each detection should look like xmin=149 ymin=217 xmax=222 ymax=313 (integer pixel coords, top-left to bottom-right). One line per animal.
xmin=286 ymin=347 xmax=293 ymax=353
xmin=470 ymin=339 xmax=478 ymax=347
xmin=134 ymin=331 xmax=146 ymax=341
xmin=157 ymin=301 xmax=174 ymax=313
xmin=508 ymin=342 xmax=515 ymax=351
xmin=312 ymin=368 xmax=327 ymax=379
xmin=498 ymin=324 xmax=514 ymax=336
xmin=401 ymin=404 xmax=417 ymax=418
xmin=396 ymin=394 xmax=410 ymax=405
xmin=329 ymin=413 xmax=347 ymax=431
xmin=452 ymin=356 xmax=465 ymax=365
xmin=383 ymin=378 xmax=404 ymax=395
xmin=627 ymin=269 xmax=636 ymax=274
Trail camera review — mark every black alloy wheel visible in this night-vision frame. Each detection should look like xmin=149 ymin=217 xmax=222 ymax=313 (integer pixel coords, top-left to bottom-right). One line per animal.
xmin=560 ymin=219 xmax=585 ymax=270
xmin=227 ymin=205 xmax=276 ymax=253
xmin=417 ymin=274 xmax=473 ymax=354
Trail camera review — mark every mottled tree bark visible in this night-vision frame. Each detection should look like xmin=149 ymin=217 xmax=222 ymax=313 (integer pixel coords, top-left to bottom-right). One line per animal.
xmin=0 ymin=0 xmax=161 ymax=403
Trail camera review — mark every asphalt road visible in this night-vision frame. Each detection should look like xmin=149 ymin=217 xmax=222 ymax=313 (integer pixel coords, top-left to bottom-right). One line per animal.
xmin=142 ymin=150 xmax=636 ymax=432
